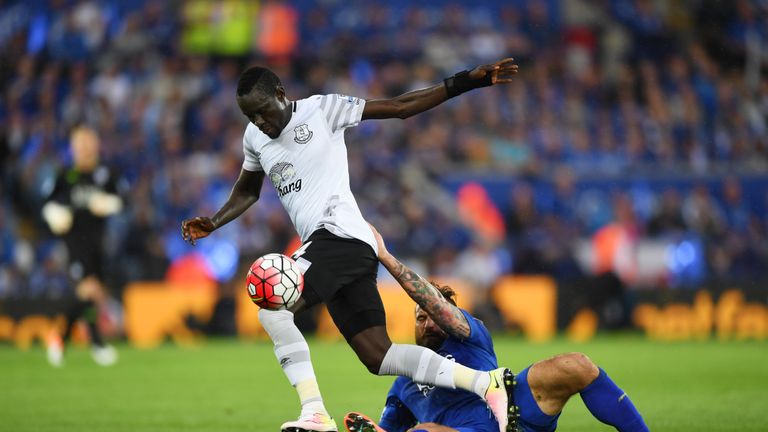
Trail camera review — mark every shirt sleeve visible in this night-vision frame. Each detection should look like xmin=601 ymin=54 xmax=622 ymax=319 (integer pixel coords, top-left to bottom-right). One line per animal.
xmin=378 ymin=379 xmax=417 ymax=432
xmin=379 ymin=398 xmax=416 ymax=432
xmin=460 ymin=309 xmax=495 ymax=353
xmin=317 ymin=94 xmax=366 ymax=133
xmin=241 ymin=128 xmax=263 ymax=172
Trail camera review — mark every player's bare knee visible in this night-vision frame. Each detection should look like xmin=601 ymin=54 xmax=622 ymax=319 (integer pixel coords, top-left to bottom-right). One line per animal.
xmin=572 ymin=353 xmax=600 ymax=386
xmin=556 ymin=352 xmax=599 ymax=390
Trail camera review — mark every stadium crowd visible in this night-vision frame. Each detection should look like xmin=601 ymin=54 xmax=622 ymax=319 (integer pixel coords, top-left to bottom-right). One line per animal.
xmin=1 ymin=0 xmax=767 ymax=302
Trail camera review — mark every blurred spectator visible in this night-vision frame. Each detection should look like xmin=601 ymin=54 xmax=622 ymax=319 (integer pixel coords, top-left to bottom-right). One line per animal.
xmin=506 ymin=182 xmax=537 ymax=240
xmin=122 ymin=203 xmax=169 ymax=282
xmin=592 ymin=194 xmax=640 ymax=285
xmin=683 ymin=185 xmax=725 ymax=238
xmin=647 ymin=189 xmax=687 ymax=237
xmin=451 ymin=236 xmax=506 ymax=330
xmin=721 ymin=177 xmax=750 ymax=232
xmin=258 ymin=0 xmax=299 ymax=61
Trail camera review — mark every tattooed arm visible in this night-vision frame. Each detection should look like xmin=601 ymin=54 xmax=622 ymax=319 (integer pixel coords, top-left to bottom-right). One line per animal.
xmin=369 ymin=225 xmax=470 ymax=340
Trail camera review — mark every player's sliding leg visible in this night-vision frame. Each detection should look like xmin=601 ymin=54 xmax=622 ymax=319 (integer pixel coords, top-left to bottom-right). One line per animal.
xmin=526 ymin=352 xmax=648 ymax=432
xmin=258 ymin=308 xmax=337 ymax=432
xmin=580 ymin=368 xmax=648 ymax=432
xmin=349 ymin=326 xmax=514 ymax=432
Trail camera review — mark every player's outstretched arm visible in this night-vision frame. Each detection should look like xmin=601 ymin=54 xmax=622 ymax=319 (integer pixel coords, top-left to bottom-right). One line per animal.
xmin=361 ymin=58 xmax=517 ymax=121
xmin=369 ymin=224 xmax=470 ymax=340
xmin=181 ymin=169 xmax=265 ymax=245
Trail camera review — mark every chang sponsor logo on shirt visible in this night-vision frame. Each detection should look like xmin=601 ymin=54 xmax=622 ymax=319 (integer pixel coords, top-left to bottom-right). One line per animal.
xmin=269 ymin=162 xmax=303 ymax=197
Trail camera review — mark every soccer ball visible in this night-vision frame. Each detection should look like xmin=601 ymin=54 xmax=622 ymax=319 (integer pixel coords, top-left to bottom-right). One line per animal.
xmin=246 ymin=253 xmax=304 ymax=310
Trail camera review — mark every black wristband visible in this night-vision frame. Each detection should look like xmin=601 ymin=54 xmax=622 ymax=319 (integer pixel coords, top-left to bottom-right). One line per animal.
xmin=443 ymin=69 xmax=494 ymax=98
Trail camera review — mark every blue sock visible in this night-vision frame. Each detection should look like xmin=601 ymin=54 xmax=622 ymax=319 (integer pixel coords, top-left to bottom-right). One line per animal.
xmin=580 ymin=368 xmax=649 ymax=432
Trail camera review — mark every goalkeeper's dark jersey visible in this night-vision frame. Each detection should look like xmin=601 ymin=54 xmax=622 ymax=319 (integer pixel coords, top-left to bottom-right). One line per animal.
xmin=46 ymin=166 xmax=122 ymax=281
xmin=47 ymin=165 xmax=120 ymax=246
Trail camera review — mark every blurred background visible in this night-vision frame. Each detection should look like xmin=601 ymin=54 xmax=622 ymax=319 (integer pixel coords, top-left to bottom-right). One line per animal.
xmin=1 ymin=0 xmax=767 ymax=346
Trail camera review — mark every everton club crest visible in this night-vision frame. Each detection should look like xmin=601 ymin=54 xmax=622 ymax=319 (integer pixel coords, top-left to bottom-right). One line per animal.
xmin=293 ymin=124 xmax=313 ymax=144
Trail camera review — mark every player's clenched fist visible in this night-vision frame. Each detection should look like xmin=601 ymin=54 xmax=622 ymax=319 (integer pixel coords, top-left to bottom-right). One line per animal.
xmin=181 ymin=216 xmax=216 ymax=245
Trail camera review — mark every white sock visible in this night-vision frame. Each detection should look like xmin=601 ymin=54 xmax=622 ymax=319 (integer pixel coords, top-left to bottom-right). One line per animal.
xmin=455 ymin=363 xmax=491 ymax=397
xmin=378 ymin=343 xmax=490 ymax=397
xmin=259 ymin=309 xmax=328 ymax=416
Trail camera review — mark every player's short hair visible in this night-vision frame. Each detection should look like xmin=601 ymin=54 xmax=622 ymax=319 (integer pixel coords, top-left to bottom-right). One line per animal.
xmin=237 ymin=66 xmax=282 ymax=98
xmin=429 ymin=281 xmax=458 ymax=306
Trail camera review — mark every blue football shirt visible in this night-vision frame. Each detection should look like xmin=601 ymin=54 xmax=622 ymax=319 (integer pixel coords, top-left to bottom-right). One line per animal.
xmin=379 ymin=309 xmax=499 ymax=432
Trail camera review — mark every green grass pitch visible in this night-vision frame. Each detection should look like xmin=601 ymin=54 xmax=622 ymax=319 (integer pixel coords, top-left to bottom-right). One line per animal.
xmin=2 ymin=336 xmax=766 ymax=431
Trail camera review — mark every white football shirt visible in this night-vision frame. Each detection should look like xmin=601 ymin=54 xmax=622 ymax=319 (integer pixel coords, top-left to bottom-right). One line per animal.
xmin=242 ymin=94 xmax=377 ymax=254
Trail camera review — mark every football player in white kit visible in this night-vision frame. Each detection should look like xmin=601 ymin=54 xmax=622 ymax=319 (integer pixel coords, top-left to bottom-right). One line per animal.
xmin=182 ymin=58 xmax=518 ymax=432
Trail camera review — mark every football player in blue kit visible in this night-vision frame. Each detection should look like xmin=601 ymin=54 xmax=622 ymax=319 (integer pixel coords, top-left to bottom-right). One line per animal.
xmin=343 ymin=226 xmax=649 ymax=432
